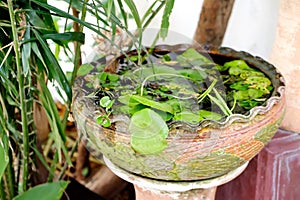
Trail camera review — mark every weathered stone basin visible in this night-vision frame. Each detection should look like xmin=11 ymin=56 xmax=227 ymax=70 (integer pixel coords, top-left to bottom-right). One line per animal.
xmin=72 ymin=44 xmax=285 ymax=181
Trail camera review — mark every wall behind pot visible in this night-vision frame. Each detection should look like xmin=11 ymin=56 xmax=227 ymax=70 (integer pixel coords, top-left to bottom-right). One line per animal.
xmin=269 ymin=0 xmax=300 ymax=133
xmin=133 ymin=0 xmax=279 ymax=59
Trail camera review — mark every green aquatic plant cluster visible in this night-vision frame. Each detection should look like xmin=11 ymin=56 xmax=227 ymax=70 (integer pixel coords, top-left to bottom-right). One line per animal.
xmin=90 ymin=48 xmax=273 ymax=155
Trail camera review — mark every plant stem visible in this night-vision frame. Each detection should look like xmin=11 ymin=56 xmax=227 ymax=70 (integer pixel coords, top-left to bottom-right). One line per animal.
xmin=58 ymin=136 xmax=80 ymax=180
xmin=8 ymin=0 xmax=29 ymax=192
xmin=60 ymin=0 xmax=88 ymax=179
xmin=0 ymin=94 xmax=15 ymax=198
xmin=47 ymin=151 xmax=58 ymax=182
xmin=198 ymin=79 xmax=217 ymax=103
xmin=62 ymin=1 xmax=88 ymax=128
xmin=230 ymin=93 xmax=237 ymax=112
xmin=63 ymin=0 xmax=89 ymax=129
xmin=6 ymin=149 xmax=16 ymax=198
xmin=70 ymin=0 xmax=88 ymax=88
xmin=208 ymin=88 xmax=232 ymax=116
xmin=0 ymin=179 xmax=6 ymax=200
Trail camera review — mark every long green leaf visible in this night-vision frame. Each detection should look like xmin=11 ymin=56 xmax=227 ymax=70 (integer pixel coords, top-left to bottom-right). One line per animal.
xmin=0 ymin=70 xmax=18 ymax=99
xmin=31 ymin=42 xmax=48 ymax=73
xmin=106 ymin=0 xmax=117 ymax=41
xmin=123 ymin=0 xmax=142 ymax=28
xmin=33 ymin=0 xmax=59 ymax=34
xmin=86 ymin=2 xmax=110 ymax=27
xmin=31 ymin=0 xmax=127 ymax=55
xmin=38 ymin=78 xmax=65 ymax=142
xmin=106 ymin=0 xmax=114 ymax=20
xmin=32 ymin=0 xmax=109 ymax=38
xmin=141 ymin=0 xmax=159 ymax=24
xmin=207 ymin=88 xmax=232 ymax=116
xmin=13 ymin=181 xmax=69 ymax=200
xmin=116 ymin=0 xmax=128 ymax=27
xmin=160 ymin=0 xmax=175 ymax=38
xmin=22 ymin=27 xmax=31 ymax=77
xmin=142 ymin=0 xmax=165 ymax=29
xmin=39 ymin=77 xmax=71 ymax=165
xmin=0 ymin=140 xmax=9 ymax=180
xmin=43 ymin=32 xmax=85 ymax=44
xmin=91 ymin=0 xmax=124 ymax=28
xmin=27 ymin=11 xmax=51 ymax=34
xmin=32 ymin=29 xmax=72 ymax=100
xmin=62 ymin=0 xmax=83 ymax=11
xmin=130 ymin=95 xmax=174 ymax=114
xmin=31 ymin=146 xmax=54 ymax=177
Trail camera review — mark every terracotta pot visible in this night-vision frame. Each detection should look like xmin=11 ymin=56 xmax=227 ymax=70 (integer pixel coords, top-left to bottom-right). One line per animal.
xmin=73 ymin=44 xmax=285 ymax=181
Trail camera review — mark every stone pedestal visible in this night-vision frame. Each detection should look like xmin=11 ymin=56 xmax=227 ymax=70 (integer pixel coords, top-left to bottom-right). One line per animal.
xmin=216 ymin=129 xmax=300 ymax=200
xmin=104 ymin=156 xmax=248 ymax=200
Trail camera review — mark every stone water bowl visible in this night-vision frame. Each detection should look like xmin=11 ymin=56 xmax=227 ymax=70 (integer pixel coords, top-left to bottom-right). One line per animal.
xmin=72 ymin=44 xmax=285 ymax=181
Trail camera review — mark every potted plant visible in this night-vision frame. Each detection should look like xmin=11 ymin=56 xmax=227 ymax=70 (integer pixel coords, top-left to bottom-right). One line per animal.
xmin=73 ymin=39 xmax=285 ymax=180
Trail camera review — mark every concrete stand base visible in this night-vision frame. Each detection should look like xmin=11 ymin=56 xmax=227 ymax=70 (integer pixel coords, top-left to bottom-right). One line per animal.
xmin=104 ymin=156 xmax=248 ymax=200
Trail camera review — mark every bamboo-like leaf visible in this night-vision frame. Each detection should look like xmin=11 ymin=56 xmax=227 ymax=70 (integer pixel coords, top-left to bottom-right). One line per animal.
xmin=38 ymin=78 xmax=65 ymax=142
xmin=0 ymin=21 xmax=12 ymax=27
xmin=116 ymin=0 xmax=128 ymax=27
xmin=13 ymin=181 xmax=69 ymax=200
xmin=91 ymin=0 xmax=124 ymax=28
xmin=123 ymin=0 xmax=142 ymax=28
xmin=106 ymin=0 xmax=114 ymax=20
xmin=38 ymin=78 xmax=71 ymax=165
xmin=198 ymin=79 xmax=217 ymax=103
xmin=160 ymin=0 xmax=175 ymax=38
xmin=34 ymin=0 xmax=58 ymax=34
xmin=31 ymin=146 xmax=54 ymax=176
xmin=27 ymin=11 xmax=50 ymax=34
xmin=141 ymin=0 xmax=159 ymax=24
xmin=32 ymin=0 xmax=109 ymax=38
xmin=106 ymin=0 xmax=117 ymax=40
xmin=0 ymin=70 xmax=18 ymax=98
xmin=32 ymin=0 xmax=127 ymax=54
xmin=32 ymin=29 xmax=72 ymax=100
xmin=141 ymin=0 xmax=165 ymax=29
xmin=42 ymin=32 xmax=85 ymax=44
xmin=62 ymin=0 xmax=83 ymax=12
xmin=22 ymin=27 xmax=31 ymax=77
xmin=31 ymin=42 xmax=51 ymax=84
xmin=86 ymin=2 xmax=110 ymax=27
xmin=0 ymin=138 xmax=9 ymax=180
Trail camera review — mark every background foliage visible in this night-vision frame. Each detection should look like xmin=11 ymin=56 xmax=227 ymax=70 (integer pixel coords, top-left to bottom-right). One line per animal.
xmin=0 ymin=0 xmax=174 ymax=199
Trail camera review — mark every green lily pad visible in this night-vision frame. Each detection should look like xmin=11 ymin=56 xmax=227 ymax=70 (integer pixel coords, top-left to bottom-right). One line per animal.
xmin=129 ymin=108 xmax=169 ymax=155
